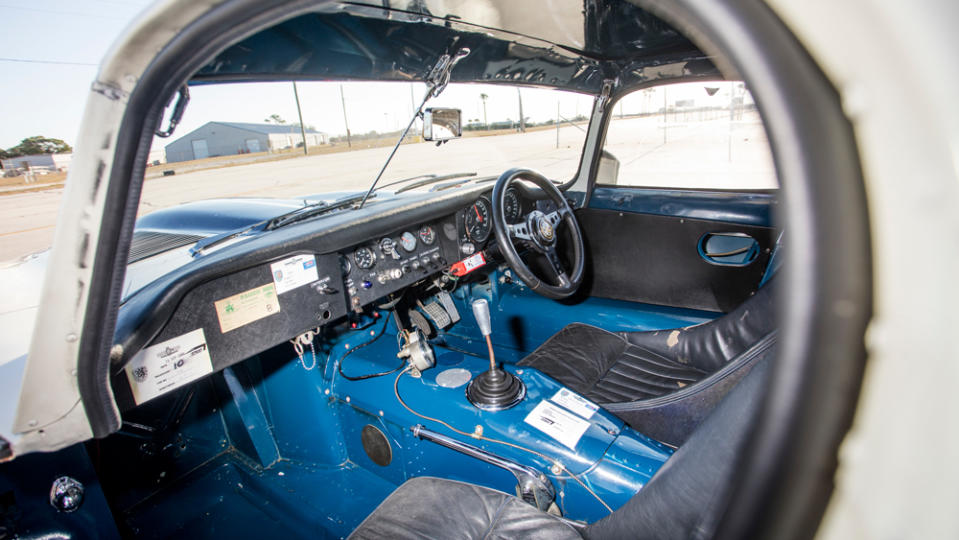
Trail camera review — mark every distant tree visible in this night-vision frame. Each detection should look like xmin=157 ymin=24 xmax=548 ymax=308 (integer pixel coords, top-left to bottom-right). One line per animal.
xmin=264 ymin=114 xmax=286 ymax=124
xmin=5 ymin=136 xmax=72 ymax=157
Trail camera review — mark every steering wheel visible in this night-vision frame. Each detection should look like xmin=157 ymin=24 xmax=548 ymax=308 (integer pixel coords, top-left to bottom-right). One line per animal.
xmin=492 ymin=168 xmax=585 ymax=299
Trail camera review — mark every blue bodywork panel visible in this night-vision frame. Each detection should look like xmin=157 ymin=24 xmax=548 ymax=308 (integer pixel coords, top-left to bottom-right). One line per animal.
xmin=0 ymin=444 xmax=120 ymax=539
xmin=589 ymin=186 xmax=777 ymax=227
xmin=80 ymin=304 xmax=677 ymax=535
xmin=330 ymin=319 xmax=673 ymax=522
xmin=440 ymin=272 xmax=717 ymax=363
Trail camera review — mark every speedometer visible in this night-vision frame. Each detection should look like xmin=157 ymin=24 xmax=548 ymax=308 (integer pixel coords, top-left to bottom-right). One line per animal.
xmin=465 ymin=197 xmax=492 ymax=243
xmin=504 ymin=188 xmax=522 ymax=223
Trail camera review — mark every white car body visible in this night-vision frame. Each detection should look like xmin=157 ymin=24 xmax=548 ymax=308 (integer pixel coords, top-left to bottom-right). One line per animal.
xmin=0 ymin=0 xmax=956 ymax=536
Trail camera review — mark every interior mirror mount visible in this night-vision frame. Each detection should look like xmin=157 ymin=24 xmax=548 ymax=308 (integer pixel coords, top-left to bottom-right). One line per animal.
xmin=423 ymin=108 xmax=462 ymax=142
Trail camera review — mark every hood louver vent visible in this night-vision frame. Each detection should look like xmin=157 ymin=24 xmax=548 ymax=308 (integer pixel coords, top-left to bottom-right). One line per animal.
xmin=128 ymin=231 xmax=204 ymax=263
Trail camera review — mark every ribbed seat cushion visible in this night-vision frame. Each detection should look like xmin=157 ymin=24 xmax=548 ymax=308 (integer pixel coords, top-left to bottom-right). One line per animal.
xmin=518 ymin=323 xmax=708 ymax=403
xmin=349 ymin=477 xmax=581 ymax=540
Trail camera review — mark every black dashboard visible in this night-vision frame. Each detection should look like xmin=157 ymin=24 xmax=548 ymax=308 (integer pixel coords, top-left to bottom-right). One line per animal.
xmin=109 ymin=184 xmax=546 ymax=410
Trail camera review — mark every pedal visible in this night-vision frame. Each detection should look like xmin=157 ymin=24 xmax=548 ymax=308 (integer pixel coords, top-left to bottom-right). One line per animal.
xmin=421 ymin=291 xmax=460 ymax=330
xmin=422 ymin=300 xmax=452 ymax=329
xmin=436 ymin=291 xmax=460 ymax=324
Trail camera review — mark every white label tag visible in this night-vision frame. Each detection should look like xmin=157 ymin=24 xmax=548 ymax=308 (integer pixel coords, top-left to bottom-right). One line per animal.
xmin=124 ymin=329 xmax=213 ymax=405
xmin=550 ymin=388 xmax=599 ymax=419
xmin=524 ymin=400 xmax=591 ymax=450
xmin=462 ymin=252 xmax=485 ymax=272
xmin=271 ymin=254 xmax=319 ymax=294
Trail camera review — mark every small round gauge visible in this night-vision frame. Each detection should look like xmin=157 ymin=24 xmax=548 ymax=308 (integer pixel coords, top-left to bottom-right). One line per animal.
xmin=465 ymin=197 xmax=492 ymax=243
xmin=380 ymin=237 xmax=397 ymax=258
xmin=399 ymin=231 xmax=417 ymax=252
xmin=339 ymin=255 xmax=352 ymax=276
xmin=418 ymin=225 xmax=437 ymax=245
xmin=353 ymin=246 xmax=375 ymax=269
xmin=504 ymin=188 xmax=522 ymax=223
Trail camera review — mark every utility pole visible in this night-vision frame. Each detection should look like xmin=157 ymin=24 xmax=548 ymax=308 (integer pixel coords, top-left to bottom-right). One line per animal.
xmin=556 ymin=101 xmax=560 ymax=149
xmin=340 ymin=84 xmax=352 ymax=148
xmin=480 ymin=93 xmax=488 ymax=129
xmin=728 ymin=81 xmax=735 ymax=162
xmin=409 ymin=83 xmax=417 ymax=136
xmin=292 ymin=81 xmax=308 ymax=155
xmin=663 ymin=86 xmax=668 ymax=144
xmin=517 ymin=87 xmax=526 ymax=132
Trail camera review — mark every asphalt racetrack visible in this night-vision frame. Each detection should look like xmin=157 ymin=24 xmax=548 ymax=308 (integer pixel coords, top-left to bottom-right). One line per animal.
xmin=0 ymin=114 xmax=773 ymax=264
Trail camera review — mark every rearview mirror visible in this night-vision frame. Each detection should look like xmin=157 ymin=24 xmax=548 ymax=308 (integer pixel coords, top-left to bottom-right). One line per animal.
xmin=423 ymin=108 xmax=462 ymax=141
xmin=596 ymin=149 xmax=621 ymax=185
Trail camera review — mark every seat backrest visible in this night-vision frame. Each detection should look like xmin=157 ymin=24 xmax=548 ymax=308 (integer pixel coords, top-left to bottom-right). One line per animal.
xmin=583 ymin=357 xmax=769 ymax=540
xmin=620 ymin=278 xmax=776 ymax=373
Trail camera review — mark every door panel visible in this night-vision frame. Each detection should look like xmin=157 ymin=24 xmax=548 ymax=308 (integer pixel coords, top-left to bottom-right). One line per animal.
xmin=576 ymin=204 xmax=775 ymax=313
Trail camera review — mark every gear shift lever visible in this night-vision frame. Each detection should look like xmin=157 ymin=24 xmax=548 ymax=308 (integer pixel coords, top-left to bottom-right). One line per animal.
xmin=466 ymin=299 xmax=525 ymax=411
xmin=471 ymin=298 xmax=495 ymax=371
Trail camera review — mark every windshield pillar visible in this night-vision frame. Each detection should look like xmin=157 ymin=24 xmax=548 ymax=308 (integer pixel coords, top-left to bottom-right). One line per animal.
xmin=567 ymin=94 xmax=609 ymax=208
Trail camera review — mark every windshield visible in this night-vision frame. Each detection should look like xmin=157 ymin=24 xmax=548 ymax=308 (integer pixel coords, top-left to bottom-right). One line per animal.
xmin=137 ymin=81 xmax=594 ymax=220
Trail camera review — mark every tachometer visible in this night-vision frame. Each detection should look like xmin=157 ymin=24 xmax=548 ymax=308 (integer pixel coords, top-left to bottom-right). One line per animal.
xmin=418 ymin=225 xmax=436 ymax=245
xmin=504 ymin=188 xmax=522 ymax=223
xmin=354 ymin=246 xmax=375 ymax=269
xmin=465 ymin=197 xmax=492 ymax=243
xmin=399 ymin=231 xmax=417 ymax=252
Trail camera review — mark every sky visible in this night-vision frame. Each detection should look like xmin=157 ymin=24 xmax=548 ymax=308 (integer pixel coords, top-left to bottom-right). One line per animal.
xmin=0 ymin=1 xmax=749 ymax=152
xmin=0 ymin=0 xmax=153 ymax=149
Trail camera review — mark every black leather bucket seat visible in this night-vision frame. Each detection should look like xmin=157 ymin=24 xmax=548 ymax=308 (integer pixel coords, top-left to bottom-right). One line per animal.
xmin=518 ymin=281 xmax=776 ymax=445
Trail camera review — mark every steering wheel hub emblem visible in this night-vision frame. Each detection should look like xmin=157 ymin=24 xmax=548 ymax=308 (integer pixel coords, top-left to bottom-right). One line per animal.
xmin=537 ymin=217 xmax=555 ymax=242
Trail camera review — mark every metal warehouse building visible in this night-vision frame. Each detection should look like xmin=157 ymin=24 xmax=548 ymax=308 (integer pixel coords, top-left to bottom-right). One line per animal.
xmin=164 ymin=122 xmax=328 ymax=163
xmin=1 ymin=153 xmax=72 ymax=172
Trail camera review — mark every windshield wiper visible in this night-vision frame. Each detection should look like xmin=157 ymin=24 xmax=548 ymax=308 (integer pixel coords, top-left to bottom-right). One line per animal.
xmin=189 ymin=193 xmax=372 ymax=257
xmin=189 ymin=221 xmax=268 ymax=257
xmin=394 ymin=172 xmax=477 ymax=194
xmin=265 ymin=192 xmax=370 ymax=230
xmin=374 ymin=174 xmax=437 ymax=191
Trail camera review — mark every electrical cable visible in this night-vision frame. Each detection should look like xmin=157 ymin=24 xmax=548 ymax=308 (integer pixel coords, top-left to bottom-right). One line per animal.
xmin=336 ymin=313 xmax=406 ymax=381
xmin=0 ymin=3 xmax=130 ymax=20
xmin=392 ymin=368 xmax=614 ymax=514
xmin=0 ymin=57 xmax=97 ymax=66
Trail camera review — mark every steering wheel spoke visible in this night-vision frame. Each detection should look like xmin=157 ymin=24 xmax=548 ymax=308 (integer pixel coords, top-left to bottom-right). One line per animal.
xmin=507 ymin=222 xmax=533 ymax=241
xmin=543 ymin=247 xmax=571 ymax=288
xmin=545 ymin=209 xmax=564 ymax=228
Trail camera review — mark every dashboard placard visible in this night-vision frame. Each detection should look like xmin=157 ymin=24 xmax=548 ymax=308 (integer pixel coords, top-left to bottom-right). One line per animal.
xmin=271 ymin=254 xmax=319 ymax=294
xmin=214 ymin=283 xmax=280 ymax=333
xmin=124 ymin=328 xmax=213 ymax=405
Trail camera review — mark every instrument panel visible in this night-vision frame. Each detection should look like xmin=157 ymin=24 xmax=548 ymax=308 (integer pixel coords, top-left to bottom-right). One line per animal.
xmin=343 ymin=219 xmax=458 ymax=310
